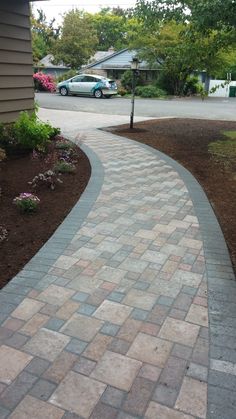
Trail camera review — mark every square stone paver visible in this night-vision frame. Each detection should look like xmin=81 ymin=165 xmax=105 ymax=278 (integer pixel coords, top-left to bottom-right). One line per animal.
xmin=23 ymin=329 xmax=70 ymax=361
xmin=11 ymin=298 xmax=45 ymax=321
xmin=123 ymin=289 xmax=156 ymax=311
xmin=120 ymin=258 xmax=148 ymax=274
xmin=141 ymin=250 xmax=168 ymax=265
xmin=175 ymin=376 xmax=207 ymax=418
xmin=56 ymin=300 xmax=80 ymax=320
xmin=186 ymin=304 xmax=208 ymax=327
xmin=20 ymin=313 xmax=49 ymax=337
xmin=179 ymin=238 xmax=202 ymax=250
xmin=60 ymin=313 xmax=103 ymax=341
xmin=127 ymin=333 xmax=172 ymax=367
xmin=97 ymin=266 xmax=126 ymax=284
xmin=145 ymin=401 xmax=193 ymax=419
xmin=172 ymin=270 xmax=202 ymax=288
xmin=93 ymin=300 xmax=132 ymax=325
xmin=53 ymin=255 xmax=77 ymax=270
xmin=49 ymin=371 xmax=106 ymax=418
xmin=83 ymin=333 xmax=112 ymax=361
xmin=68 ymin=275 xmax=102 ymax=293
xmin=0 ymin=345 xmax=32 ymax=385
xmin=37 ymin=285 xmax=75 ymax=307
xmin=91 ymin=350 xmax=142 ymax=391
xmin=9 ymin=395 xmax=64 ymax=419
xmin=159 ymin=317 xmax=200 ymax=347
xmin=43 ymin=351 xmax=77 ymax=384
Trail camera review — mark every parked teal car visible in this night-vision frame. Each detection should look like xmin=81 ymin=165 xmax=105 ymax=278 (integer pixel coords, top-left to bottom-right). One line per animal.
xmin=57 ymin=74 xmax=118 ymax=98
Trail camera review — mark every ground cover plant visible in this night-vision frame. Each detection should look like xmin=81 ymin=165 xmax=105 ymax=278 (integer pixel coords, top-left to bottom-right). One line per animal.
xmin=0 ymin=113 xmax=91 ymax=287
xmin=109 ymin=119 xmax=236 ymax=272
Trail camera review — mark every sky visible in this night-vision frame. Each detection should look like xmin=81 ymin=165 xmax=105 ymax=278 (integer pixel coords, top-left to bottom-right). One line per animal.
xmin=32 ymin=0 xmax=137 ymax=23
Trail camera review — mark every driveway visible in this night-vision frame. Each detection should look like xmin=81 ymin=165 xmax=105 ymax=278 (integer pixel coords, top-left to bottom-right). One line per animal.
xmin=36 ymin=92 xmax=236 ymax=121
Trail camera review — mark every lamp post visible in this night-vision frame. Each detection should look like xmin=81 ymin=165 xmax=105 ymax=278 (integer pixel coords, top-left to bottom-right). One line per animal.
xmin=130 ymin=57 xmax=139 ymax=129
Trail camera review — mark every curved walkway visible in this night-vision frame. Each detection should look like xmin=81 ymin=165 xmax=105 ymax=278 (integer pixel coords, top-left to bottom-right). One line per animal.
xmin=0 ymin=110 xmax=235 ymax=419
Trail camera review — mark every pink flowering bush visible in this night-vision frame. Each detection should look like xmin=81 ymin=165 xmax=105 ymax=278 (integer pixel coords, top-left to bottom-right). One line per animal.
xmin=13 ymin=193 xmax=40 ymax=213
xmin=33 ymin=72 xmax=56 ymax=92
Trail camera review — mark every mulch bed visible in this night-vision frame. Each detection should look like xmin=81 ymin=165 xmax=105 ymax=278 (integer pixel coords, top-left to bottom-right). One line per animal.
xmin=108 ymin=118 xmax=236 ymax=273
xmin=0 ymin=142 xmax=91 ymax=288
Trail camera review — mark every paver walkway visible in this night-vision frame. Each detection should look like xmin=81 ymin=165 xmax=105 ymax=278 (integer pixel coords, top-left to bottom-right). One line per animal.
xmin=0 ymin=110 xmax=236 ymax=419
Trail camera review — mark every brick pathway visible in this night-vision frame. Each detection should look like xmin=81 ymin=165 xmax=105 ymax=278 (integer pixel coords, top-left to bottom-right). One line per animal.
xmin=0 ymin=118 xmax=235 ymax=418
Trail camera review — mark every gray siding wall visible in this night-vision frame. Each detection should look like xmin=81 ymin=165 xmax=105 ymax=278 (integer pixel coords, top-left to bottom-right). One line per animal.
xmin=0 ymin=1 xmax=34 ymax=123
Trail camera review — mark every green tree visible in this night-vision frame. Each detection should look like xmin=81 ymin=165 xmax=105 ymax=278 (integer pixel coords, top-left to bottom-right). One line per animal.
xmin=213 ymin=48 xmax=236 ymax=80
xmin=31 ymin=8 xmax=59 ymax=63
xmin=53 ymin=10 xmax=98 ymax=69
xmin=131 ymin=1 xmax=236 ymax=95
xmin=87 ymin=9 xmax=141 ymax=51
xmin=135 ymin=0 xmax=236 ymax=32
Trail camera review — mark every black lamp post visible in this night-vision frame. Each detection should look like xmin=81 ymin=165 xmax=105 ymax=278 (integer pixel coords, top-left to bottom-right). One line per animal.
xmin=130 ymin=57 xmax=139 ymax=129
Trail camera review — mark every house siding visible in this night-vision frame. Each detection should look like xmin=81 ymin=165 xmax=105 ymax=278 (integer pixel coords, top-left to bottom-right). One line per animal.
xmin=0 ymin=0 xmax=34 ymax=123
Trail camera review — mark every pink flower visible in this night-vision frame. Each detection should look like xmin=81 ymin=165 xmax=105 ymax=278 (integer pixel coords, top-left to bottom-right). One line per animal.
xmin=33 ymin=72 xmax=56 ymax=92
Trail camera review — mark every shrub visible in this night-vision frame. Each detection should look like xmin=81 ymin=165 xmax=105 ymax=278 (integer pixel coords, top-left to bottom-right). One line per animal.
xmin=118 ymin=87 xmax=128 ymax=96
xmin=0 ymin=226 xmax=8 ymax=243
xmin=55 ymin=141 xmax=76 ymax=150
xmin=13 ymin=193 xmax=40 ymax=213
xmin=53 ymin=161 xmax=76 ymax=173
xmin=135 ymin=85 xmax=167 ymax=98
xmin=0 ymin=147 xmax=6 ymax=161
xmin=29 ymin=170 xmax=63 ymax=191
xmin=121 ymin=70 xmax=145 ymax=92
xmin=183 ymin=76 xmax=199 ymax=96
xmin=33 ymin=72 xmax=56 ymax=92
xmin=12 ymin=111 xmax=57 ymax=152
xmin=0 ymin=123 xmax=15 ymax=148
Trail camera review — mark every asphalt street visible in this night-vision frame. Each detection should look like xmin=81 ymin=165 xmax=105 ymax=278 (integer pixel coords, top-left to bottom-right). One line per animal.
xmin=36 ymin=92 xmax=236 ymax=121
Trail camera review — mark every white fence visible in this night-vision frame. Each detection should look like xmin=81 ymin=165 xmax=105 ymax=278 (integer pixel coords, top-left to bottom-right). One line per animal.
xmin=209 ymin=80 xmax=236 ymax=97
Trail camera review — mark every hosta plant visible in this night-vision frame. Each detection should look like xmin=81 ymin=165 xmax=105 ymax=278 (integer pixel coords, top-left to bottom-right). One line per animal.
xmin=53 ymin=161 xmax=76 ymax=173
xmin=13 ymin=193 xmax=40 ymax=213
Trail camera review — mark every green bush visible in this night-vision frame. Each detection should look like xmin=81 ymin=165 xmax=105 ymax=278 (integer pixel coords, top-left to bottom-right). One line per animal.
xmin=13 ymin=193 xmax=40 ymax=213
xmin=0 ymin=123 xmax=14 ymax=147
xmin=55 ymin=141 xmax=76 ymax=150
xmin=53 ymin=161 xmax=76 ymax=173
xmin=120 ymin=70 xmax=145 ymax=92
xmin=183 ymin=76 xmax=199 ymax=96
xmin=135 ymin=85 xmax=167 ymax=98
xmin=56 ymin=70 xmax=78 ymax=83
xmin=0 ymin=147 xmax=6 ymax=161
xmin=12 ymin=112 xmax=58 ymax=152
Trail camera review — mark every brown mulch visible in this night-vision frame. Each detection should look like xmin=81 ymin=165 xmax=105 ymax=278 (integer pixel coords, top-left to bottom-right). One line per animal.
xmin=0 ymin=143 xmax=91 ymax=288
xmin=109 ymin=118 xmax=236 ymax=272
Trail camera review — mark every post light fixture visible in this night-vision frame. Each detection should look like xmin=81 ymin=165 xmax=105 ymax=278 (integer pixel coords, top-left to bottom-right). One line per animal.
xmin=130 ymin=57 xmax=140 ymax=129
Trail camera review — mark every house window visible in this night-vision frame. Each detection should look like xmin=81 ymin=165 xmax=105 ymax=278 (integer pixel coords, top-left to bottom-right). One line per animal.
xmin=107 ymin=70 xmax=125 ymax=79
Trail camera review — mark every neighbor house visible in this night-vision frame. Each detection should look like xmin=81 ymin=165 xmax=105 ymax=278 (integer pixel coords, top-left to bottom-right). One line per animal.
xmin=0 ymin=0 xmax=39 ymax=123
xmin=34 ymin=54 xmax=70 ymax=78
xmin=82 ymin=48 xmax=160 ymax=82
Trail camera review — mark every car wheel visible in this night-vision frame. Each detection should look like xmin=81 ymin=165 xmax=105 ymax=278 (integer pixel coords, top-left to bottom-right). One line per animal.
xmin=94 ymin=89 xmax=103 ymax=99
xmin=60 ymin=87 xmax=68 ymax=96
